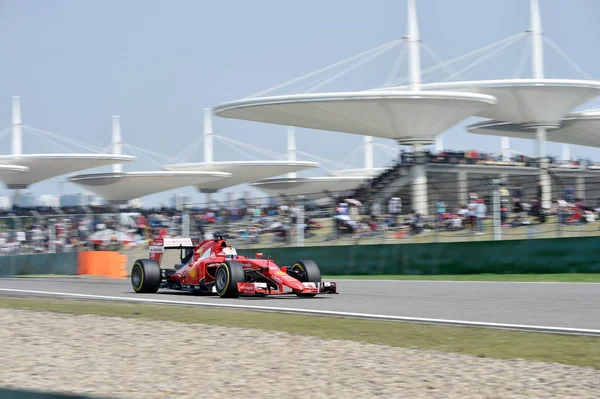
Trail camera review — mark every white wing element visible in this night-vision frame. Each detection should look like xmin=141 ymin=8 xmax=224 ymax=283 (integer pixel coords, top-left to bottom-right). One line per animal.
xmin=163 ymin=238 xmax=194 ymax=247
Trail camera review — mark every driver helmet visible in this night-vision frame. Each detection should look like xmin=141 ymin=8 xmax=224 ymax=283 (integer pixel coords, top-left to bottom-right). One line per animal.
xmin=222 ymin=247 xmax=237 ymax=259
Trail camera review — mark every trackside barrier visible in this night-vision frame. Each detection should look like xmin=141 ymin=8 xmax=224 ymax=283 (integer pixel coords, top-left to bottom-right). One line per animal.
xmin=77 ymin=251 xmax=128 ymax=279
xmin=0 ymin=252 xmax=78 ymax=277
xmin=0 ymin=388 xmax=110 ymax=398
xmin=3 ymin=236 xmax=597 ymax=278
xmin=243 ymin=236 xmax=600 ymax=275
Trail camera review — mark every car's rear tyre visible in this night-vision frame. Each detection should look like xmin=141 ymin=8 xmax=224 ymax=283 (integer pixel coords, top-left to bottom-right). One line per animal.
xmin=215 ymin=261 xmax=245 ymax=298
xmin=131 ymin=259 xmax=161 ymax=294
xmin=291 ymin=260 xmax=321 ymax=297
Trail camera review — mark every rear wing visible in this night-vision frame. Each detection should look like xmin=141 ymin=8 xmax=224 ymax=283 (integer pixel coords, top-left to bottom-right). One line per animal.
xmin=149 ymin=238 xmax=200 ymax=265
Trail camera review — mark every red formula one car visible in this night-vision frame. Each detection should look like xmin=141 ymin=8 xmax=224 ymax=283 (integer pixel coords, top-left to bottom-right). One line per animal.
xmin=131 ymin=234 xmax=337 ymax=298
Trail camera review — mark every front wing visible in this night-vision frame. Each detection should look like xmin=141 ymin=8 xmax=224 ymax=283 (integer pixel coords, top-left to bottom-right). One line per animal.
xmin=237 ymin=281 xmax=338 ymax=296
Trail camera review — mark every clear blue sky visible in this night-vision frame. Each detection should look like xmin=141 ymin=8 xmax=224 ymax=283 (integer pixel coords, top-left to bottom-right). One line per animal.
xmin=1 ymin=0 xmax=599 ymax=206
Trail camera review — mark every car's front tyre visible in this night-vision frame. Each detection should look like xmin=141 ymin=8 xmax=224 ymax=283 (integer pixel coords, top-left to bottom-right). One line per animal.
xmin=291 ymin=260 xmax=321 ymax=297
xmin=215 ymin=261 xmax=245 ymax=298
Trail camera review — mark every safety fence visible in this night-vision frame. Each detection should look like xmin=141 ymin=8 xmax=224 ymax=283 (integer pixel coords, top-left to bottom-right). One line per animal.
xmin=0 ymin=169 xmax=600 ymax=253
xmin=0 ymin=211 xmax=179 ymax=256
xmin=183 ymin=170 xmax=600 ymax=249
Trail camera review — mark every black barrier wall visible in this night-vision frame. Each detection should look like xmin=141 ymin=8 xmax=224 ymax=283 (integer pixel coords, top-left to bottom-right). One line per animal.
xmin=0 ymin=252 xmax=78 ymax=277
xmin=243 ymin=237 xmax=600 ymax=275
xmin=0 ymin=388 xmax=111 ymax=398
xmin=4 ymin=237 xmax=600 ymax=277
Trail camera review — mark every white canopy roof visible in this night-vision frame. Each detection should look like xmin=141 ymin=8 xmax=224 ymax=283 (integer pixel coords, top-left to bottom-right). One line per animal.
xmin=214 ymin=91 xmax=496 ymax=145
xmin=381 ymin=79 xmax=600 ymax=128
xmin=250 ymin=176 xmax=370 ymax=198
xmin=162 ymin=160 xmax=319 ymax=192
xmin=68 ymin=171 xmax=232 ymax=203
xmin=0 ymin=164 xmax=29 ymax=176
xmin=327 ymin=168 xmax=384 ymax=177
xmin=468 ymin=109 xmax=600 ymax=148
xmin=0 ymin=154 xmax=135 ymax=189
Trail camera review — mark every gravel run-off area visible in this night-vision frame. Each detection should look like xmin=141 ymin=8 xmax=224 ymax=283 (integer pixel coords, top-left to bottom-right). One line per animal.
xmin=0 ymin=308 xmax=599 ymax=399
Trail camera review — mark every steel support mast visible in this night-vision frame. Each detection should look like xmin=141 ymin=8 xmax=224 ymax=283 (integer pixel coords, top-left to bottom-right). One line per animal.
xmin=407 ymin=0 xmax=428 ymax=216
xmin=530 ymin=0 xmax=551 ymax=208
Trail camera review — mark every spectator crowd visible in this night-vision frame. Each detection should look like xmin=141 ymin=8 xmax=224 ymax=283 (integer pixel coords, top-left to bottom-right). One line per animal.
xmin=1 ymin=147 xmax=600 ymax=254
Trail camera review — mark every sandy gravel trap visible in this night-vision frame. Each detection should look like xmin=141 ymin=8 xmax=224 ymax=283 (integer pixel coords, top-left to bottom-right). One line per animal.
xmin=0 ymin=308 xmax=598 ymax=399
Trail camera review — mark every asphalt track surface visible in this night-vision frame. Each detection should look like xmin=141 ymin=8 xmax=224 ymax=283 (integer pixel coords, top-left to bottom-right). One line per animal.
xmin=0 ymin=277 xmax=599 ymax=335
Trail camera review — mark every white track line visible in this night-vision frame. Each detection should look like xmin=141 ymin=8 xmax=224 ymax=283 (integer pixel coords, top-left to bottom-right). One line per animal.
xmin=331 ymin=279 xmax=600 ymax=285
xmin=1 ymin=288 xmax=599 ymax=337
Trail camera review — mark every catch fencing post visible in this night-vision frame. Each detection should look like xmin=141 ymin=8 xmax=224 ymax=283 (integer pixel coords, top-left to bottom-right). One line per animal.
xmin=49 ymin=218 xmax=56 ymax=253
xmin=492 ymin=179 xmax=501 ymax=241
xmin=182 ymin=207 xmax=190 ymax=238
xmin=296 ymin=196 xmax=304 ymax=247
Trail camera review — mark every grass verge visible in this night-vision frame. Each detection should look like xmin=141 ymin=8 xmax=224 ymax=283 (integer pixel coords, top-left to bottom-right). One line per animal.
xmin=0 ymin=296 xmax=598 ymax=369
xmin=323 ymin=273 xmax=600 ymax=282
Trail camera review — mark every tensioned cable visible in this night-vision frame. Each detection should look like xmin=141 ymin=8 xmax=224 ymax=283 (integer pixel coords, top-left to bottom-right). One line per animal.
xmin=387 ymin=32 xmax=527 ymax=87
xmin=24 ymin=126 xmax=105 ymax=153
xmin=245 ymin=39 xmax=403 ymax=99
xmin=420 ymin=42 xmax=458 ymax=82
xmin=214 ymin=136 xmax=260 ymax=161
xmin=513 ymin=40 xmax=531 ymax=78
xmin=292 ymin=69 xmax=350 ymax=94
xmin=0 ymin=128 xmax=11 ymax=146
xmin=294 ymin=153 xmax=335 ymax=174
xmin=124 ymin=143 xmax=170 ymax=161
xmin=169 ymin=135 xmax=204 ymax=164
xmin=373 ymin=142 xmax=400 ymax=157
xmin=337 ymin=144 xmax=364 ymax=166
xmin=26 ymin=126 xmax=105 ymax=153
xmin=441 ymin=33 xmax=526 ymax=82
xmin=215 ymin=135 xmax=286 ymax=160
xmin=121 ymin=145 xmax=164 ymax=168
xmin=384 ymin=42 xmax=407 ymax=87
xmin=27 ymin=129 xmax=73 ymax=153
xmin=296 ymin=150 xmax=354 ymax=170
xmin=305 ymin=40 xmax=402 ymax=93
xmin=123 ymin=143 xmax=171 ymax=163
xmin=543 ymin=36 xmax=592 ymax=80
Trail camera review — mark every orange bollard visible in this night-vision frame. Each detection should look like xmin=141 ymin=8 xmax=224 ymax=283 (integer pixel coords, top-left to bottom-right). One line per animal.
xmin=76 ymin=251 xmax=92 ymax=275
